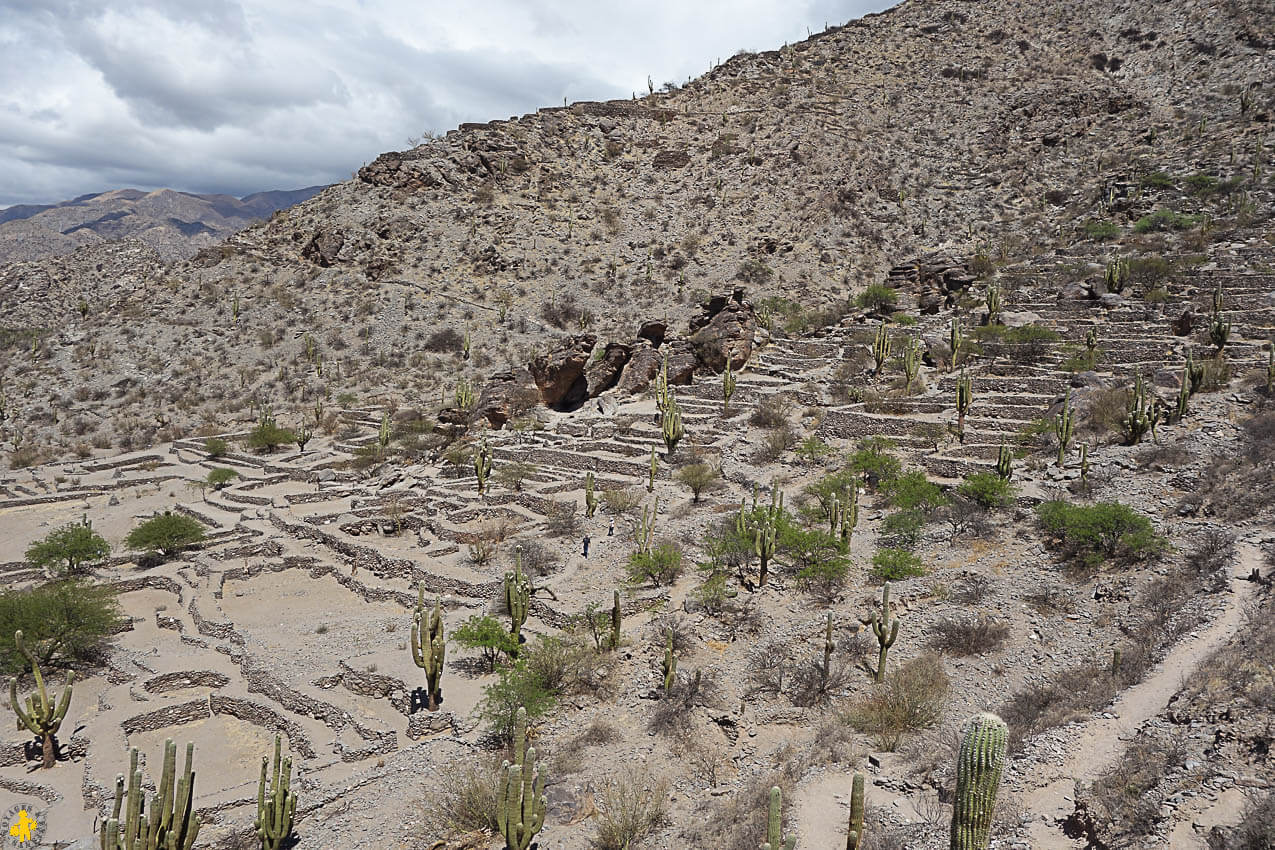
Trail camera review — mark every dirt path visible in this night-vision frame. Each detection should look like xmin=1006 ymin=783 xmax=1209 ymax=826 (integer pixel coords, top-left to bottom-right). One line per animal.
xmin=1019 ymin=539 xmax=1264 ymax=849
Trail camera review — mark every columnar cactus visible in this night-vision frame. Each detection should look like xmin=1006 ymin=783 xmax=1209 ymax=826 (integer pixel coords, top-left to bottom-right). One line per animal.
xmin=995 ymin=444 xmax=1012 ymax=480
xmin=1210 ymin=283 xmax=1231 ymax=354
xmin=636 ymin=497 xmax=658 ymax=554
xmin=722 ymin=357 xmax=737 ymax=415
xmin=948 ymin=316 xmax=963 ymax=370
xmin=872 ymin=321 xmax=892 ymax=376
xmin=473 ymin=439 xmax=493 ymax=496
xmin=839 ymin=483 xmax=859 ymax=545
xmin=1104 ymin=256 xmax=1129 ymax=293
xmin=1266 ymin=342 xmax=1275 ymax=394
xmin=1185 ymin=349 xmax=1205 ymax=396
xmin=870 ymin=583 xmax=899 ymax=683
xmin=411 ymin=588 xmax=446 ymax=710
xmin=100 ymin=740 xmax=201 ymax=850
xmin=1174 ymin=370 xmax=1190 ymax=422
xmin=661 ymin=633 xmax=677 ymax=694
xmin=378 ymin=412 xmax=392 ymax=450
xmin=1123 ymin=374 xmax=1160 ymax=446
xmin=647 ymin=447 xmax=658 ymax=493
xmin=255 ymin=734 xmax=297 ymax=850
xmin=955 ymin=371 xmax=972 ymax=442
xmin=1055 ymin=389 xmax=1074 ymax=466
xmin=949 ymin=713 xmax=1007 ymax=850
xmin=1084 ymin=325 xmax=1099 ymax=363
xmin=985 ymin=281 xmax=1002 ymax=325
xmin=1079 ymin=443 xmax=1090 ymax=487
xmin=654 ymin=355 xmax=670 ymax=413
xmin=584 ymin=471 xmax=599 ymax=518
xmin=9 ymin=630 xmax=73 ymax=769
xmin=762 ymin=786 xmax=796 ymax=850
xmin=846 ymin=772 xmax=865 ymax=850
xmin=610 ymin=589 xmax=622 ymax=651
xmin=661 ymin=391 xmax=685 ymax=457
xmin=498 ymin=707 xmax=546 ymax=850
xmin=504 ymin=556 xmax=531 ymax=644
xmin=902 ymin=336 xmax=922 ymax=392
xmin=456 ymin=376 xmax=477 ymax=411
xmin=754 ymin=486 xmax=783 ymax=586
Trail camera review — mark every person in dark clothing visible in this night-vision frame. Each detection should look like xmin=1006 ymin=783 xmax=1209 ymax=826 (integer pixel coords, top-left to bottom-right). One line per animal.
xmin=582 ymin=535 xmax=591 ymax=557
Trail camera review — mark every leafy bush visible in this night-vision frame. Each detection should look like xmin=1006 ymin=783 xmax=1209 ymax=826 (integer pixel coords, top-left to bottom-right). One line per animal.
xmin=956 ymin=472 xmax=1016 ymax=509
xmin=1081 ymin=219 xmax=1120 ymax=241
xmin=627 ymin=542 xmax=683 ymax=586
xmin=206 ymin=468 xmax=238 ymax=490
xmin=674 ymin=462 xmax=721 ymax=502
xmin=871 ymin=548 xmax=924 ymax=582
xmin=848 ymin=437 xmax=902 ymax=489
xmin=1035 ymin=500 xmax=1164 ymax=567
xmin=881 ymin=509 xmax=926 ymax=550
xmin=882 ymin=470 xmax=945 ymax=512
xmin=452 ymin=615 xmax=517 ymax=670
xmin=25 ymin=522 xmax=111 ymax=577
xmin=847 ymin=653 xmax=949 ymax=750
xmin=125 ymin=512 xmax=206 ymax=558
xmin=203 ymin=437 xmax=229 ymax=458
xmin=474 ymin=661 xmax=557 ymax=743
xmin=245 ymin=421 xmax=296 ymax=453
xmin=1134 ymin=208 xmax=1204 ymax=233
xmin=1139 ymin=171 xmax=1174 ymax=190
xmin=0 ymin=580 xmax=121 ymax=674
xmin=855 ymin=284 xmax=898 ymax=313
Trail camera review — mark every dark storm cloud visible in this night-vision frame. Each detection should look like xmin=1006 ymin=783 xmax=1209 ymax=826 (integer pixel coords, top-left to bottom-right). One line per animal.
xmin=0 ymin=0 xmax=891 ymax=206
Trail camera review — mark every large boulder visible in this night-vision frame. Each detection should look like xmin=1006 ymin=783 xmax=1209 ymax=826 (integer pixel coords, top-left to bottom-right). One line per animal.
xmin=530 ymin=335 xmax=596 ymax=410
xmin=637 ymin=320 xmax=667 ymax=346
xmin=688 ymin=289 xmax=756 ymax=373
xmin=585 ymin=342 xmax=632 ymax=398
xmin=476 ymin=369 xmax=540 ymax=428
xmin=664 ymin=338 xmax=698 ymax=385
xmin=616 ymin=344 xmax=662 ymax=395
xmin=302 ymin=229 xmax=344 ymax=266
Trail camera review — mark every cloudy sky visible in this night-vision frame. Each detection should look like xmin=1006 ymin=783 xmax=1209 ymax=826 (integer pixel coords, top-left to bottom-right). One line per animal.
xmin=0 ymin=0 xmax=891 ymax=208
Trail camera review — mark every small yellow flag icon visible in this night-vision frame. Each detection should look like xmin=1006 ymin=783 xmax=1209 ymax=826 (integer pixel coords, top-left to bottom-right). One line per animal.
xmin=9 ymin=809 xmax=37 ymax=843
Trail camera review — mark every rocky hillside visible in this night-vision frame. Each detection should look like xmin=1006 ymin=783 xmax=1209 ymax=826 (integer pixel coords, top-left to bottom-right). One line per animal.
xmin=0 ymin=185 xmax=326 ymax=265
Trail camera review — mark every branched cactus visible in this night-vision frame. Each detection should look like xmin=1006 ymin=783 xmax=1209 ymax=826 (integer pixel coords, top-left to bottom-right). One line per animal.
xmin=1104 ymin=256 xmax=1130 ymax=293
xmin=872 ymin=321 xmax=892 ymax=377
xmin=295 ymin=423 xmax=311 ymax=453
xmin=948 ymin=317 xmax=963 ymax=370
xmin=661 ymin=391 xmax=685 ymax=457
xmin=456 ymin=376 xmax=477 ymax=411
xmin=902 ymin=336 xmax=922 ymax=393
xmin=985 ymin=281 xmax=1002 ymax=325
xmin=722 ymin=357 xmax=737 ymax=415
xmin=636 ymin=497 xmax=658 ymax=554
xmin=584 ymin=471 xmax=599 ymax=518
xmin=498 ymin=707 xmax=546 ymax=850
xmin=654 ymin=355 xmax=670 ymax=413
xmin=955 ymin=371 xmax=972 ymax=442
xmin=1055 ymin=389 xmax=1074 ymax=466
xmin=949 ymin=713 xmax=1007 ymax=850
xmin=839 ymin=483 xmax=859 ymax=546
xmin=1185 ymin=349 xmax=1205 ymax=396
xmin=1210 ymin=283 xmax=1231 ymax=354
xmin=411 ymin=588 xmax=446 ymax=710
xmin=378 ymin=412 xmax=392 ymax=450
xmin=754 ymin=485 xmax=783 ymax=586
xmin=995 ymin=444 xmax=1012 ymax=480
xmin=1123 ymin=374 xmax=1159 ymax=446
xmin=504 ymin=555 xmax=531 ymax=645
xmin=100 ymin=739 xmax=201 ymax=850
xmin=762 ymin=786 xmax=796 ymax=850
xmin=869 ymin=583 xmax=899 ymax=683
xmin=9 ymin=630 xmax=73 ymax=769
xmin=1174 ymin=371 xmax=1190 ymax=423
xmin=473 ymin=439 xmax=493 ymax=496
xmin=1084 ymin=325 xmax=1099 ymax=364
xmin=846 ymin=772 xmax=865 ymax=850
xmin=661 ymin=633 xmax=677 ymax=694
xmin=255 ymin=734 xmax=296 ymax=850
xmin=610 ymin=589 xmax=622 ymax=650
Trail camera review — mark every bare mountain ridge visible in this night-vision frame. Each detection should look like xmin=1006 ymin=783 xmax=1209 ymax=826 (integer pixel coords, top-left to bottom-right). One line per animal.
xmin=0 ymin=185 xmax=327 ymax=265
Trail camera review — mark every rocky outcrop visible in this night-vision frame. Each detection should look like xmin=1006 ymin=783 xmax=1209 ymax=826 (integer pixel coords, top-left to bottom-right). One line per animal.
xmin=530 ymin=335 xmax=596 ymax=410
xmin=637 ymin=321 xmax=667 ymax=346
xmin=688 ymin=289 xmax=756 ymax=373
xmin=664 ymin=339 xmax=698 ymax=385
xmin=476 ymin=369 xmax=540 ymax=428
xmin=302 ymin=229 xmax=344 ymax=267
xmin=585 ymin=342 xmax=632 ymax=397
xmin=616 ymin=344 xmax=662 ymax=395
xmin=886 ymin=253 xmax=976 ymax=312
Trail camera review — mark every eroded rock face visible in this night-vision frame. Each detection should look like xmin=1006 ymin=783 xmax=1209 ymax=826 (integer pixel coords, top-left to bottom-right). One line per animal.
xmin=637 ymin=321 xmax=667 ymax=346
xmin=302 ymin=229 xmax=344 ymax=266
xmin=616 ymin=344 xmax=662 ymax=395
xmin=664 ymin=338 xmax=698 ymax=385
xmin=477 ymin=369 xmax=540 ymax=428
xmin=585 ymin=342 xmax=632 ymax=398
xmin=688 ymin=288 xmax=756 ymax=373
xmin=529 ymin=335 xmax=596 ymax=410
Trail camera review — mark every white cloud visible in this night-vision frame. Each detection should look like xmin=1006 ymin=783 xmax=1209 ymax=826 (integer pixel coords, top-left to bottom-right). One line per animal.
xmin=0 ymin=0 xmax=889 ymax=206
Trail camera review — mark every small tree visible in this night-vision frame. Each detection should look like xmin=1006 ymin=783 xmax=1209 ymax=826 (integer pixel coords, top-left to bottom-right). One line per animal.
xmin=673 ymin=463 xmax=721 ymax=503
xmin=452 ymin=615 xmax=518 ymax=671
xmin=206 ymin=468 xmax=238 ymax=491
xmin=871 ymin=548 xmax=925 ymax=582
xmin=627 ymin=543 xmax=683 ymax=586
xmin=125 ymin=512 xmax=206 ymax=559
xmin=956 ymin=472 xmax=1016 ymax=509
xmin=0 ymin=581 xmax=121 ymax=674
xmin=475 ymin=663 xmax=557 ymax=744
xmin=203 ymin=437 xmax=229 ymax=459
xmin=25 ymin=521 xmax=110 ymax=577
xmin=495 ymin=461 xmax=538 ymax=493
xmin=245 ymin=417 xmax=295 ymax=454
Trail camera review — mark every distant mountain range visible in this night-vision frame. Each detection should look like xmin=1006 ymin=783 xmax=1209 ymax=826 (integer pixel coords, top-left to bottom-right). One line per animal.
xmin=0 ymin=185 xmax=328 ymax=264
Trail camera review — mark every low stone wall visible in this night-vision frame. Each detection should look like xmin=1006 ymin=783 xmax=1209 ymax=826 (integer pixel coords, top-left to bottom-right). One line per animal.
xmin=143 ymin=671 xmax=230 ymax=693
xmin=111 ymin=574 xmax=185 ymax=604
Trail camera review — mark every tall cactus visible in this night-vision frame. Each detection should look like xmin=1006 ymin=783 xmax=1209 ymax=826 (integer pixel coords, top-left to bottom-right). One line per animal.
xmin=872 ymin=321 xmax=892 ymax=377
xmin=411 ymin=588 xmax=446 ymax=711
xmin=609 ymin=589 xmax=622 ymax=651
xmin=1266 ymin=342 xmax=1274 ymax=394
xmin=869 ymin=583 xmax=899 ymax=683
xmin=636 ymin=497 xmax=658 ymax=554
xmin=255 ymin=734 xmax=296 ymax=850
xmin=378 ymin=412 xmax=392 ymax=450
xmin=647 ymin=447 xmax=658 ymax=493
xmin=1104 ymin=256 xmax=1130 ymax=293
xmin=1084 ymin=325 xmax=1099 ymax=367
xmin=902 ymin=336 xmax=922 ymax=393
xmin=1054 ymin=389 xmax=1074 ymax=467
xmin=473 ymin=439 xmax=493 ymax=496
xmin=846 ymin=772 xmax=865 ymax=850
xmin=955 ymin=371 xmax=972 ymax=442
xmin=100 ymin=739 xmax=201 ymax=850
xmin=949 ymin=713 xmax=1007 ymax=850
xmin=995 ymin=444 xmax=1012 ymax=481
xmin=9 ymin=630 xmax=73 ymax=769
xmin=504 ymin=555 xmax=531 ymax=645
xmin=754 ymin=485 xmax=783 ymax=587
xmin=762 ymin=786 xmax=796 ymax=850
xmin=498 ymin=707 xmax=546 ymax=850
xmin=654 ymin=354 xmax=670 ymax=413
xmin=839 ymin=482 xmax=859 ymax=546
xmin=1185 ymin=348 xmax=1205 ymax=396
xmin=1210 ymin=283 xmax=1231 ymax=354
xmin=455 ymin=376 xmax=477 ymax=411
xmin=985 ymin=281 xmax=1002 ymax=326
xmin=584 ymin=471 xmax=599 ymax=518
xmin=661 ymin=633 xmax=677 ymax=694
xmin=1123 ymin=374 xmax=1159 ymax=446
xmin=1079 ymin=444 xmax=1090 ymax=488
xmin=949 ymin=316 xmax=963 ymax=370
xmin=722 ymin=357 xmax=737 ymax=415
xmin=661 ymin=391 xmax=685 ymax=457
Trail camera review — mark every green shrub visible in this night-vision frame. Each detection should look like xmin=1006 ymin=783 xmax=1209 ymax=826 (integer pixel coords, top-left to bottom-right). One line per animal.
xmin=627 ymin=543 xmax=683 ymax=586
xmin=475 ymin=661 xmax=557 ymax=743
xmin=855 ymin=284 xmax=898 ymax=313
xmin=1139 ymin=171 xmax=1174 ymax=190
xmin=870 ymin=548 xmax=925 ymax=582
xmin=1035 ymin=500 xmax=1164 ymax=567
xmin=206 ymin=468 xmax=238 ymax=490
xmin=125 ymin=512 xmax=206 ymax=558
xmin=881 ymin=470 xmax=945 ymax=512
xmin=0 ymin=580 xmax=121 ymax=674
xmin=245 ymin=421 xmax=296 ymax=453
xmin=25 ymin=522 xmax=111 ymax=577
xmin=203 ymin=437 xmax=229 ymax=458
xmin=1134 ymin=209 xmax=1204 ymax=233
xmin=848 ymin=437 xmax=902 ymax=489
xmin=452 ymin=615 xmax=517 ymax=670
xmin=1082 ymin=220 xmax=1120 ymax=241
xmin=881 ymin=510 xmax=926 ymax=550
xmin=956 ymin=472 xmax=1016 ymax=509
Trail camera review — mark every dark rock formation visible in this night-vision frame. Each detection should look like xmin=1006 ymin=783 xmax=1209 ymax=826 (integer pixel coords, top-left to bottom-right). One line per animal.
xmin=585 ymin=342 xmax=632 ymax=397
xmin=530 ymin=335 xmax=596 ymax=410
